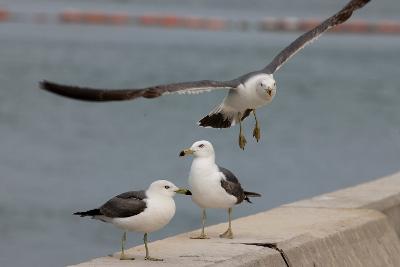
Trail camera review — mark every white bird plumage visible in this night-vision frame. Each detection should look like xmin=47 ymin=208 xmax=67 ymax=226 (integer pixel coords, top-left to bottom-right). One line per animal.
xmin=187 ymin=143 xmax=237 ymax=209
xmin=111 ymin=181 xmax=177 ymax=233
xmin=180 ymin=140 xmax=261 ymax=239
xmin=74 ymin=180 xmax=191 ymax=261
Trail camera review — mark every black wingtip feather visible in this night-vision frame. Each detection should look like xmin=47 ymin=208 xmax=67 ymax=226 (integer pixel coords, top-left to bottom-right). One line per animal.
xmin=244 ymin=191 xmax=261 ymax=197
xmin=39 ymin=80 xmax=100 ymax=102
xmin=40 ymin=80 xmax=60 ymax=92
xmin=244 ymin=191 xmax=261 ymax=203
xmin=73 ymin=209 xmax=101 ymax=217
xmin=39 ymin=80 xmax=142 ymax=102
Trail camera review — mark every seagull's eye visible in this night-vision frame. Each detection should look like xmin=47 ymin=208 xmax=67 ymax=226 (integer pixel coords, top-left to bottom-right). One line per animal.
xmin=198 ymin=144 xmax=205 ymax=148
xmin=164 ymin=185 xmax=170 ymax=189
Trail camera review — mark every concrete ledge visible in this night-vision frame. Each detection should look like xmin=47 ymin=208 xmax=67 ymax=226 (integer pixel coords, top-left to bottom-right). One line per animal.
xmin=286 ymin=172 xmax=400 ymax=237
xmin=70 ymin=172 xmax=400 ymax=267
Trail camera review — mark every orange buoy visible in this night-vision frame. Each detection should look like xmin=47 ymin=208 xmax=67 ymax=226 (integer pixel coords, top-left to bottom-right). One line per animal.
xmin=333 ymin=20 xmax=370 ymax=33
xmin=0 ymin=8 xmax=10 ymax=22
xmin=137 ymin=14 xmax=159 ymax=26
xmin=183 ymin=17 xmax=205 ymax=29
xmin=159 ymin=15 xmax=180 ymax=27
xmin=108 ymin=13 xmax=130 ymax=25
xmin=298 ymin=19 xmax=320 ymax=31
xmin=375 ymin=21 xmax=400 ymax=34
xmin=205 ymin=18 xmax=226 ymax=31
xmin=81 ymin=11 xmax=108 ymax=24
xmin=60 ymin=10 xmax=83 ymax=23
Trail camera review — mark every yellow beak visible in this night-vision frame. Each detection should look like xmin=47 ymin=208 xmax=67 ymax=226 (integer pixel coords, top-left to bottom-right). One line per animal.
xmin=175 ymin=188 xmax=192 ymax=195
xmin=179 ymin=148 xmax=194 ymax=157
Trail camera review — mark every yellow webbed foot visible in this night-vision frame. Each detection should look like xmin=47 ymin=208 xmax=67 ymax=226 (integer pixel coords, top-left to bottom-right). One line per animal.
xmin=145 ymin=256 xmax=163 ymax=261
xmin=219 ymin=228 xmax=234 ymax=239
xmin=253 ymin=124 xmax=261 ymax=142
xmin=119 ymin=254 xmax=135 ymax=261
xmin=239 ymin=134 xmax=247 ymax=150
xmin=190 ymin=233 xmax=210 ymax=239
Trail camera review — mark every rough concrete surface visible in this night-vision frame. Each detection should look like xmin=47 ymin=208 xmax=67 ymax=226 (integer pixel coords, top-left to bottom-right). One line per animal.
xmin=286 ymin=172 xmax=400 ymax=237
xmin=70 ymin=171 xmax=400 ymax=267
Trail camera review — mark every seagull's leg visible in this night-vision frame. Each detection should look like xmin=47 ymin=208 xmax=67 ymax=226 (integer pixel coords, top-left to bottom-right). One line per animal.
xmin=252 ymin=109 xmax=261 ymax=142
xmin=238 ymin=114 xmax=247 ymax=150
xmin=190 ymin=209 xmax=210 ymax=239
xmin=219 ymin=208 xmax=234 ymax=239
xmin=144 ymin=233 xmax=163 ymax=261
xmin=119 ymin=232 xmax=135 ymax=260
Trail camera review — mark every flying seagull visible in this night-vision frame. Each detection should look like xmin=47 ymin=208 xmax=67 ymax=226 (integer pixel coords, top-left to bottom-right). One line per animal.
xmin=39 ymin=0 xmax=370 ymax=149
xmin=179 ymin=140 xmax=260 ymax=239
xmin=74 ymin=180 xmax=191 ymax=261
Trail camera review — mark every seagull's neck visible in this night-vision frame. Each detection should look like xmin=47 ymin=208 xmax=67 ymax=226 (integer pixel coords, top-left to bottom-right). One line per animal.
xmin=190 ymin=155 xmax=217 ymax=175
xmin=145 ymin=190 xmax=172 ymax=201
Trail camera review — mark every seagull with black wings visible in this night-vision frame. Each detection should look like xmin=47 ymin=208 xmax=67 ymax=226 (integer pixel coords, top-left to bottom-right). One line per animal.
xmin=40 ymin=0 xmax=371 ymax=149
xmin=74 ymin=180 xmax=191 ymax=261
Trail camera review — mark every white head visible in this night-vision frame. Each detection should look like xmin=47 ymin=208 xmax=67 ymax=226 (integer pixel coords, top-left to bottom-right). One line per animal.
xmin=179 ymin=140 xmax=215 ymax=158
xmin=253 ymin=74 xmax=277 ymax=101
xmin=147 ymin=180 xmax=191 ymax=198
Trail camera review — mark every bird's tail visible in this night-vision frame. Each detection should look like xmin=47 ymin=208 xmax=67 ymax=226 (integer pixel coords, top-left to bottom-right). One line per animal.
xmin=73 ymin=209 xmax=101 ymax=217
xmin=198 ymin=104 xmax=235 ymax=128
xmin=244 ymin=191 xmax=261 ymax=203
xmin=198 ymin=105 xmax=252 ymax=128
xmin=198 ymin=103 xmax=239 ymax=128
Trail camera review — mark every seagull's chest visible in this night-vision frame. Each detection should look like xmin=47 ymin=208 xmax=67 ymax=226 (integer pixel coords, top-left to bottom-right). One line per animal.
xmin=112 ymin=197 xmax=176 ymax=233
xmin=227 ymin=84 xmax=270 ymax=110
xmin=188 ymin=165 xmax=237 ymax=209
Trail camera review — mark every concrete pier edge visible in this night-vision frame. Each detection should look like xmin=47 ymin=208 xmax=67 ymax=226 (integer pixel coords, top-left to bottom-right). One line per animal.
xmin=70 ymin=171 xmax=400 ymax=266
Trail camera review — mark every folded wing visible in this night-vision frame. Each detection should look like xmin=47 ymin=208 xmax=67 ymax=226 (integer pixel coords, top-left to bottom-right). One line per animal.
xmin=99 ymin=191 xmax=147 ymax=218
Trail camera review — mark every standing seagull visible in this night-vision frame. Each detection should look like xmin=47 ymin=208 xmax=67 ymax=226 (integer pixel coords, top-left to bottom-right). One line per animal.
xmin=179 ymin=140 xmax=260 ymax=239
xmin=74 ymin=180 xmax=191 ymax=261
xmin=39 ymin=0 xmax=370 ymax=149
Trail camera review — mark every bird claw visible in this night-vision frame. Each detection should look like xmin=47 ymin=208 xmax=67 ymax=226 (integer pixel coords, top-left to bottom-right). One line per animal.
xmin=190 ymin=234 xmax=210 ymax=239
xmin=145 ymin=256 xmax=163 ymax=261
xmin=119 ymin=254 xmax=135 ymax=261
xmin=252 ymin=125 xmax=261 ymax=142
xmin=219 ymin=229 xmax=234 ymax=239
xmin=239 ymin=134 xmax=247 ymax=150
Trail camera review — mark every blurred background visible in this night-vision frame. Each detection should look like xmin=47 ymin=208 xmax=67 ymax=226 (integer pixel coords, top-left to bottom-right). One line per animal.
xmin=0 ymin=0 xmax=399 ymax=266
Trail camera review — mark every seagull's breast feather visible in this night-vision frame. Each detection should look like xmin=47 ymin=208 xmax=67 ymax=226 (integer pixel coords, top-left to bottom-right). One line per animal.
xmin=110 ymin=194 xmax=176 ymax=233
xmin=225 ymin=74 xmax=273 ymax=110
xmin=188 ymin=163 xmax=237 ymax=209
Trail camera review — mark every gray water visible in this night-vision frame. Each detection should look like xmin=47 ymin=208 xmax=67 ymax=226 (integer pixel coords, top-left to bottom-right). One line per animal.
xmin=0 ymin=1 xmax=400 ymax=266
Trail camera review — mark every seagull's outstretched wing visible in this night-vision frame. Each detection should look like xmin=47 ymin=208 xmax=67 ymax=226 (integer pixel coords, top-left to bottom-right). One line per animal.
xmin=39 ymin=79 xmax=239 ymax=102
xmin=259 ymin=0 xmax=370 ymax=75
xmin=40 ymin=0 xmax=371 ymax=102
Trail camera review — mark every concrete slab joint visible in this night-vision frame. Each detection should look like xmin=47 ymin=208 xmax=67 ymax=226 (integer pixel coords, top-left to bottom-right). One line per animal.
xmin=242 ymin=242 xmax=292 ymax=267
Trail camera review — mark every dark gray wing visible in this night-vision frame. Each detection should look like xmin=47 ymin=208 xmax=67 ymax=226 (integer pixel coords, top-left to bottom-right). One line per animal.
xmin=219 ymin=166 xmax=245 ymax=204
xmin=99 ymin=190 xmax=147 ymax=218
xmin=39 ymin=79 xmax=240 ymax=102
xmin=246 ymin=0 xmax=370 ymax=76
